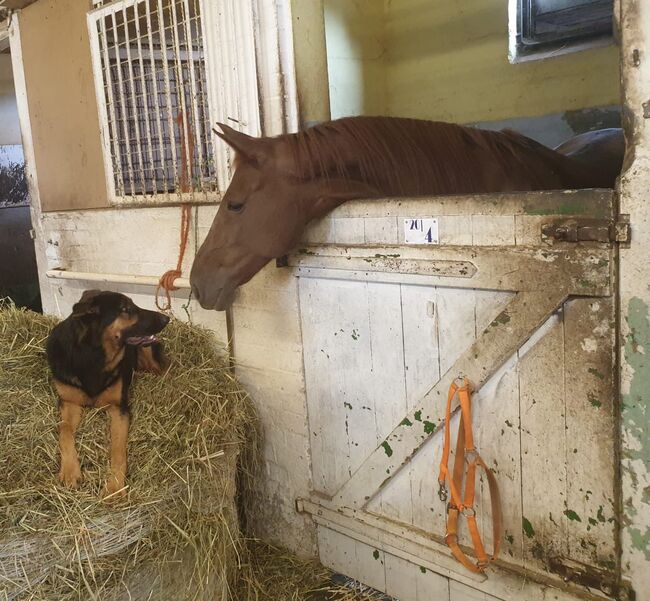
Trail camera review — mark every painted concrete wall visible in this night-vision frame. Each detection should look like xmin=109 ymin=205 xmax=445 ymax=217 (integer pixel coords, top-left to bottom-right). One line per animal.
xmin=0 ymin=54 xmax=20 ymax=145
xmin=383 ymin=0 xmax=620 ymax=124
xmin=19 ymin=0 xmax=108 ymax=211
xmin=324 ymin=0 xmax=620 ymax=141
xmin=324 ymin=0 xmax=385 ymax=119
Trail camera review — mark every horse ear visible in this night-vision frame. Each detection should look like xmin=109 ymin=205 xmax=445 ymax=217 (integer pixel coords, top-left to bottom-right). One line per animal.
xmin=213 ymin=123 xmax=267 ymax=165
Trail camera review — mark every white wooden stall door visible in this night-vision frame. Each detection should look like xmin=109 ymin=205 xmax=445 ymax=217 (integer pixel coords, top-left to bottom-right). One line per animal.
xmin=294 ymin=191 xmax=623 ymax=601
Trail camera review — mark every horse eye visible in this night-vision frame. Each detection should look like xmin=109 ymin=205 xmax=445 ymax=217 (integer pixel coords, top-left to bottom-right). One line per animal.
xmin=227 ymin=201 xmax=244 ymax=213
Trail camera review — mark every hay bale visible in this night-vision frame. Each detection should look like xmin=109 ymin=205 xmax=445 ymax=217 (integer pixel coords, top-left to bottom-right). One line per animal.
xmin=0 ymin=302 xmax=256 ymax=601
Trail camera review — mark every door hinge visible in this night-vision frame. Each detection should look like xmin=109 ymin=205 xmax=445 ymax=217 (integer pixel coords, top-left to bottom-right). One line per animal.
xmin=542 ymin=216 xmax=630 ymax=243
xmin=548 ymin=556 xmax=633 ymax=600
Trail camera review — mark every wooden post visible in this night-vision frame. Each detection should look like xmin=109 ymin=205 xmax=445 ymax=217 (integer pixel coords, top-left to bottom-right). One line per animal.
xmin=618 ymin=0 xmax=650 ymax=596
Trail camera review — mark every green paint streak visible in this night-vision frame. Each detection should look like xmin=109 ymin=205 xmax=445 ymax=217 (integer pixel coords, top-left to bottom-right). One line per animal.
xmin=629 ymin=527 xmax=650 ymax=561
xmin=587 ymin=393 xmax=602 ymax=408
xmin=564 ymin=510 xmax=582 ymax=522
xmin=623 ymin=297 xmax=650 ymax=471
xmin=373 ymin=550 xmax=380 ymax=560
xmin=381 ymin=441 xmax=393 ymax=457
xmin=374 ymin=253 xmax=400 ymax=259
xmin=423 ymin=420 xmax=435 ymax=434
xmin=414 ymin=410 xmax=422 ymax=422
xmin=622 ymin=298 xmax=650 ymax=556
xmin=588 ymin=518 xmax=598 ymax=526
xmin=597 ymin=506 xmax=606 ymax=523
xmin=588 ymin=367 xmax=605 ymax=381
xmin=523 ymin=197 xmax=609 ymax=218
xmin=400 ymin=417 xmax=413 ymax=427
xmin=351 ymin=329 xmax=359 ymax=341
xmin=522 ymin=517 xmax=535 ymax=538
xmin=344 ymin=402 xmax=353 ymax=410
xmin=419 ymin=566 xmax=426 ymax=574
xmin=506 ymin=534 xmax=514 ymax=545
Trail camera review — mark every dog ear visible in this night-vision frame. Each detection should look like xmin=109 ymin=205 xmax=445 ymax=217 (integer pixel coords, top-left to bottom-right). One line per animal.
xmin=79 ymin=289 xmax=102 ymax=303
xmin=72 ymin=290 xmax=102 ymax=317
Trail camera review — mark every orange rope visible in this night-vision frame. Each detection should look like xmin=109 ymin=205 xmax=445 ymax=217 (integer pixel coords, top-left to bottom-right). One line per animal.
xmin=156 ymin=111 xmax=194 ymax=312
xmin=156 ymin=203 xmax=192 ymax=312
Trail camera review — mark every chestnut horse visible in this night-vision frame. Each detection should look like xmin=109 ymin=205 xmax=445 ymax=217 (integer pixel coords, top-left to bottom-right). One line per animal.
xmin=190 ymin=116 xmax=622 ymax=310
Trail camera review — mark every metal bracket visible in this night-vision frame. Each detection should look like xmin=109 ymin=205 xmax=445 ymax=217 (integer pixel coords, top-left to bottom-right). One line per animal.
xmin=542 ymin=216 xmax=631 ymax=243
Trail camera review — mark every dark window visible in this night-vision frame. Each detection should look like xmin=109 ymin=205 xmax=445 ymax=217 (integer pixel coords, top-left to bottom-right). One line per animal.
xmin=514 ymin=0 xmax=613 ymax=59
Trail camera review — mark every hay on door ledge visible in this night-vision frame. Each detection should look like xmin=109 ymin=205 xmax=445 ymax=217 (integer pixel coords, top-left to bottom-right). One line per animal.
xmin=0 ymin=302 xmax=258 ymax=601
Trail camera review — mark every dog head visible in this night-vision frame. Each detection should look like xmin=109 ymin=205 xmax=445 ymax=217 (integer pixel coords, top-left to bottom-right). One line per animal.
xmin=71 ymin=290 xmax=170 ymax=348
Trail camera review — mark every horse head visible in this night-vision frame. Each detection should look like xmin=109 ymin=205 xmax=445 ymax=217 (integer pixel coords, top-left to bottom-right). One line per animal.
xmin=190 ymin=124 xmax=378 ymax=310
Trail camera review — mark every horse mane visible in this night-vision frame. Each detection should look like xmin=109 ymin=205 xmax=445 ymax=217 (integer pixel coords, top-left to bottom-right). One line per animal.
xmin=282 ymin=116 xmax=582 ymax=195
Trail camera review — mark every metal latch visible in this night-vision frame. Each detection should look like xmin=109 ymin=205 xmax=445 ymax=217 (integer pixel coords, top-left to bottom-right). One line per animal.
xmin=542 ymin=215 xmax=630 ymax=243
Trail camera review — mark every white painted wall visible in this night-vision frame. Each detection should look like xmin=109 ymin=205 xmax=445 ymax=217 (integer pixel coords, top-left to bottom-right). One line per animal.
xmin=0 ymin=54 xmax=21 ymax=145
xmin=324 ymin=0 xmax=385 ymax=119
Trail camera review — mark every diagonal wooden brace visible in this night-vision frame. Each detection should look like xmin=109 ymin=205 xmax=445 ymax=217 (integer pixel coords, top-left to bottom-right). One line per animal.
xmin=333 ymin=287 xmax=570 ymax=509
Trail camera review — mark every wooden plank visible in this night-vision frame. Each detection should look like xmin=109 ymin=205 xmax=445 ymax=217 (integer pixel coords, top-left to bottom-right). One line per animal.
xmin=471 ymin=215 xmax=516 ymax=246
xmin=299 ymin=278 xmax=353 ymax=495
xmin=318 ymin=526 xmax=388 ymax=596
xmin=317 ymin=189 xmax=614 ymax=220
xmin=365 ymin=282 xmax=410 ymax=522
xmin=317 ymin=526 xmax=356 ymax=576
xmin=401 ymin=284 xmax=442 ymax=533
xmin=301 ymin=500 xmax=608 ymax=601
xmin=518 ymin=313 xmax=568 ymax=571
xmin=417 ymin=565 xmax=452 ymax=601
xmin=384 ymin=553 xmax=419 ymax=600
xmin=289 ymin=246 xmax=612 ymax=297
xmin=353 ymin=538 xmax=387 ymax=594
xmin=563 ymin=298 xmax=617 ymax=570
xmin=450 ymin=580 xmax=503 ymax=601
xmin=471 ymin=356 xmax=523 ymax=566
xmin=335 ymin=289 xmax=569 ymax=509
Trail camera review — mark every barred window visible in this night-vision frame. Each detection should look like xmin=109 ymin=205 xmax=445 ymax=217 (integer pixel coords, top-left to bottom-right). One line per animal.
xmin=88 ymin=0 xmax=271 ymax=204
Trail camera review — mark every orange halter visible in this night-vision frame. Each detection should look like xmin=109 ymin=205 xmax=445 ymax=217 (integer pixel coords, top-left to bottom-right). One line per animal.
xmin=438 ymin=378 xmax=503 ymax=574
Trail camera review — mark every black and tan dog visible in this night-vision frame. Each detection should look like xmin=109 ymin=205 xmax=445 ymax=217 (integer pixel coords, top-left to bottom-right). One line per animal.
xmin=46 ymin=290 xmax=169 ymax=497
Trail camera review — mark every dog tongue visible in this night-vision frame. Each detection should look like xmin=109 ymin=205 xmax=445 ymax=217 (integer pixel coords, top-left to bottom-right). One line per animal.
xmin=125 ymin=334 xmax=158 ymax=346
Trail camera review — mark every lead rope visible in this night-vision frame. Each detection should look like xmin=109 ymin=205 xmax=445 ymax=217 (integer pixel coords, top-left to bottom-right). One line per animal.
xmin=155 ymin=203 xmax=192 ymax=312
xmin=156 ymin=111 xmax=194 ymax=313
xmin=437 ymin=378 xmax=503 ymax=574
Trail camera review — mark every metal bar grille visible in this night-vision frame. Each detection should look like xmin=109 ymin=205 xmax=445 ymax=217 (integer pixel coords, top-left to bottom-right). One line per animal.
xmin=89 ymin=0 xmax=216 ymax=202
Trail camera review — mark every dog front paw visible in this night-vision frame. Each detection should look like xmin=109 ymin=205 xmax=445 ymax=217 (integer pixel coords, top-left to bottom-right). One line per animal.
xmin=59 ymin=461 xmax=82 ymax=488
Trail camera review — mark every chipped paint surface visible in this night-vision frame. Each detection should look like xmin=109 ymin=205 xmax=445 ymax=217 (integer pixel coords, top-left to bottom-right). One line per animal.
xmin=622 ymin=297 xmax=650 ymax=561
xmin=580 ymin=337 xmax=598 ymax=353
xmin=619 ymin=0 xmax=650 ymax=592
